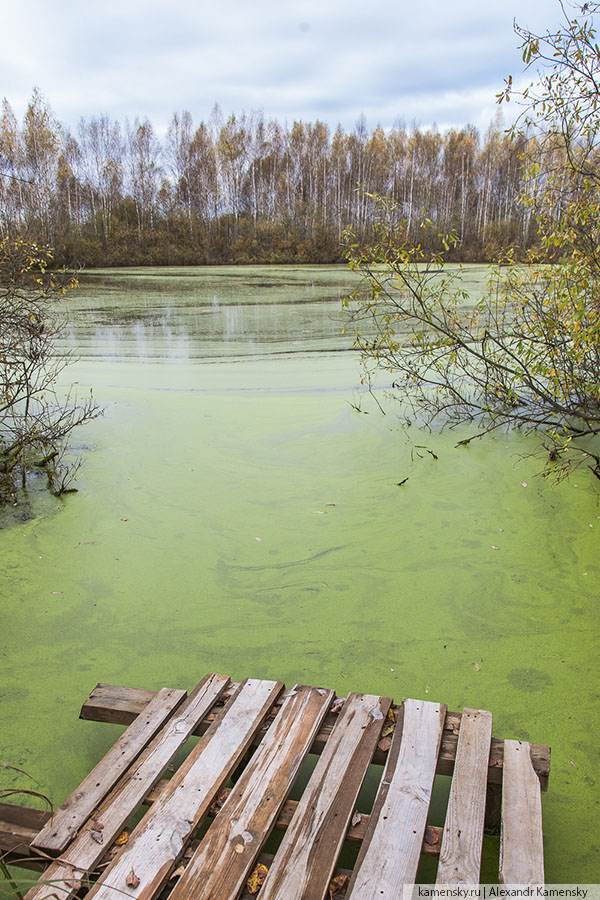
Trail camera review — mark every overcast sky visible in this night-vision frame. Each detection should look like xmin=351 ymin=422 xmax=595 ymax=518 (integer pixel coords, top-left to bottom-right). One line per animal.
xmin=2 ymin=0 xmax=565 ymax=137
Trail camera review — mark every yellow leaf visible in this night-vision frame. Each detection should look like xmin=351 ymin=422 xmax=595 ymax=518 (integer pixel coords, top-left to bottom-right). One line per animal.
xmin=328 ymin=874 xmax=350 ymax=897
xmin=381 ymin=706 xmax=396 ymax=738
xmin=246 ymin=863 xmax=269 ymax=894
xmin=115 ymin=830 xmax=129 ymax=846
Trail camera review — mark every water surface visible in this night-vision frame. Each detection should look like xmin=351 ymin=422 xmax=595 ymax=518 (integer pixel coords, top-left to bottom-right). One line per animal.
xmin=0 ymin=264 xmax=598 ymax=884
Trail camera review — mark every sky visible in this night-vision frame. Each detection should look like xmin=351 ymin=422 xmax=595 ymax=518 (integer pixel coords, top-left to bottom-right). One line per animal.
xmin=1 ymin=0 xmax=566 ymax=138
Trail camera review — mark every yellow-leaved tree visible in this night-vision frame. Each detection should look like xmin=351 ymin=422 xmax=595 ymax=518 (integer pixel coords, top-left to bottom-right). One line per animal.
xmin=344 ymin=1 xmax=600 ymax=482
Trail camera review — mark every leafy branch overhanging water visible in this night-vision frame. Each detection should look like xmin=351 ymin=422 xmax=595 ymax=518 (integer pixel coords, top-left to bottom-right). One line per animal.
xmin=343 ymin=2 xmax=600 ymax=482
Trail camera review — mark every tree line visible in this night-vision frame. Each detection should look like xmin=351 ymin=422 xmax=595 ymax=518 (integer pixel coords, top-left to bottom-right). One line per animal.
xmin=0 ymin=89 xmax=538 ymax=267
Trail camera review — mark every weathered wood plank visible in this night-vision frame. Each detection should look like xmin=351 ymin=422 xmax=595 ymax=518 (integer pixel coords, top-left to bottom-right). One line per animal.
xmin=83 ymin=677 xmax=284 ymax=900
xmin=0 ymin=803 xmax=50 ymax=856
xmin=33 ymin=687 xmax=187 ymax=854
xmin=499 ymin=740 xmax=545 ymax=885
xmin=168 ymin=684 xmax=335 ymax=900
xmin=79 ymin=684 xmax=160 ymax=725
xmin=24 ymin=673 xmax=230 ymax=900
xmin=436 ymin=708 xmax=493 ymax=884
xmin=348 ymin=698 xmax=447 ymax=897
xmin=258 ymin=692 xmax=391 ymax=900
xmin=79 ymin=684 xmax=550 ymax=787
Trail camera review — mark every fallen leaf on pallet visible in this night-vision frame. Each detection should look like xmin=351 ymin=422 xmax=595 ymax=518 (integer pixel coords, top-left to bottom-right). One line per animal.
xmin=329 ymin=874 xmax=350 ymax=897
xmin=209 ymin=788 xmax=230 ymax=817
xmin=331 ymin=698 xmax=345 ymax=715
xmin=91 ymin=817 xmax=104 ymax=830
xmin=351 ymin=811 xmax=362 ymax=827
xmin=377 ymin=735 xmax=392 ymax=753
xmin=246 ymin=863 xmax=269 ymax=894
xmin=424 ymin=826 xmax=440 ymax=846
xmin=169 ymin=865 xmax=185 ymax=881
xmin=89 ymin=829 xmax=103 ymax=844
xmin=126 ymin=868 xmax=140 ymax=889
xmin=114 ymin=830 xmax=129 ymax=846
xmin=381 ymin=707 xmax=396 ymax=738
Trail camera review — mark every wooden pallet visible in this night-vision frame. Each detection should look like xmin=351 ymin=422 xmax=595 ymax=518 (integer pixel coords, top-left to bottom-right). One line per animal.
xmin=2 ymin=674 xmax=548 ymax=899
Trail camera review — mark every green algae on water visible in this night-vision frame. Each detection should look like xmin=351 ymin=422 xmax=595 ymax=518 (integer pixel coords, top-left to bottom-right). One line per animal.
xmin=0 ymin=265 xmax=598 ymax=884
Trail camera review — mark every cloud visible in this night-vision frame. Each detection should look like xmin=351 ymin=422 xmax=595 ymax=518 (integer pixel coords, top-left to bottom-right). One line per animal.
xmin=2 ymin=0 xmax=565 ymax=136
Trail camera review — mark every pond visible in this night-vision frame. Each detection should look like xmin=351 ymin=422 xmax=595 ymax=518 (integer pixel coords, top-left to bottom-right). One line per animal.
xmin=0 ymin=264 xmax=598 ymax=884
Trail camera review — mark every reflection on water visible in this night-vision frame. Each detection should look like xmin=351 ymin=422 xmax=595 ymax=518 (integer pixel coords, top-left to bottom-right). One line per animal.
xmin=60 ymin=264 xmax=362 ymax=360
xmin=61 ymin=262 xmax=492 ymax=361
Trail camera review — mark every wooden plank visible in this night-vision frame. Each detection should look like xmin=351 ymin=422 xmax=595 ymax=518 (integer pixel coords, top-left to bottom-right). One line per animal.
xmin=258 ymin=693 xmax=391 ymax=900
xmin=32 ymin=687 xmax=187 ymax=853
xmin=24 ymin=673 xmax=230 ymax=900
xmin=168 ymin=684 xmax=335 ymax=900
xmin=347 ymin=698 xmax=447 ymax=897
xmin=83 ymin=677 xmax=284 ymax=900
xmin=79 ymin=684 xmax=159 ymax=725
xmin=0 ymin=803 xmax=51 ymax=871
xmin=499 ymin=740 xmax=545 ymax=885
xmin=0 ymin=803 xmax=50 ymax=857
xmin=79 ymin=685 xmax=550 ymax=788
xmin=436 ymin=708 xmax=493 ymax=884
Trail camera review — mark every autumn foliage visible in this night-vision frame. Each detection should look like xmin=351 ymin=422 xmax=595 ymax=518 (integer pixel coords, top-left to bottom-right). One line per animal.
xmin=1 ymin=92 xmax=533 ymax=267
xmin=344 ymin=3 xmax=600 ymax=480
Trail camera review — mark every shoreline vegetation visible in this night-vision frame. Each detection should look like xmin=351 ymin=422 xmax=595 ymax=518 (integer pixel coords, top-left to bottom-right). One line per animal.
xmin=1 ymin=92 xmax=538 ymax=269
